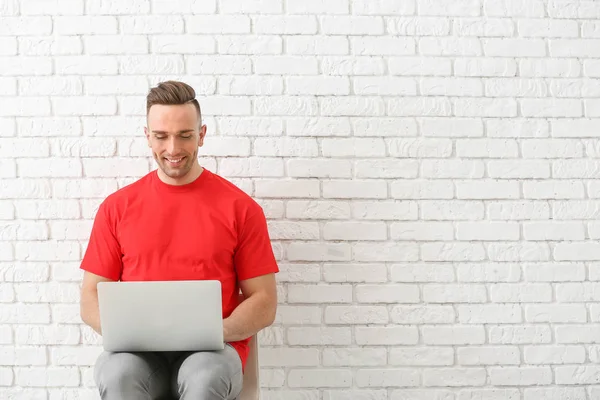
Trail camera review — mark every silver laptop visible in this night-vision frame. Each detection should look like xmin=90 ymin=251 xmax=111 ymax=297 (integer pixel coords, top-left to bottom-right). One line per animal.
xmin=97 ymin=280 xmax=224 ymax=352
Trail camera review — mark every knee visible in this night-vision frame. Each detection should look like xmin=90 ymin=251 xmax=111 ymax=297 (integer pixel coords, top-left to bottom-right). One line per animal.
xmin=178 ymin=354 xmax=238 ymax=397
xmin=95 ymin=352 xmax=154 ymax=390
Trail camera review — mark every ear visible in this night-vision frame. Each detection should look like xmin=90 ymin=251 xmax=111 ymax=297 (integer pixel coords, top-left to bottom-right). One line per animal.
xmin=144 ymin=126 xmax=151 ymax=147
xmin=198 ymin=125 xmax=207 ymax=147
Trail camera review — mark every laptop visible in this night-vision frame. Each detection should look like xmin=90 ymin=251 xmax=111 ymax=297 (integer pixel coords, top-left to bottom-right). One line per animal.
xmin=97 ymin=280 xmax=224 ymax=352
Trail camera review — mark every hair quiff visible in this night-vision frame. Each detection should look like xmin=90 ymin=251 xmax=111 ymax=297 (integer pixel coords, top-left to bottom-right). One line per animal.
xmin=146 ymin=81 xmax=202 ymax=125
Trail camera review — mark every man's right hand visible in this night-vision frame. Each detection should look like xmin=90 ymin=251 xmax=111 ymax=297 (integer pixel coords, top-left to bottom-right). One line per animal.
xmin=80 ymin=271 xmax=114 ymax=335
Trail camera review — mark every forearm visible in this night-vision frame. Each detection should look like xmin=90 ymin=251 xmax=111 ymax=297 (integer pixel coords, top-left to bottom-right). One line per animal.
xmin=80 ymin=290 xmax=102 ymax=335
xmin=223 ymin=292 xmax=276 ymax=342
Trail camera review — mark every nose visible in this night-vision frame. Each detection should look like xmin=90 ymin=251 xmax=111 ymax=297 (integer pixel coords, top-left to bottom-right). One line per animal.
xmin=166 ymin=136 xmax=178 ymax=155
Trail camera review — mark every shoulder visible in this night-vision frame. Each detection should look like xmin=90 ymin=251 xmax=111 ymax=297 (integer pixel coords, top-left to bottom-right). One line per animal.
xmin=205 ymin=170 xmax=263 ymax=217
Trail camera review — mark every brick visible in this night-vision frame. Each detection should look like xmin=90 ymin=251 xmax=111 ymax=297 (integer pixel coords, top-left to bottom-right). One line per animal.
xmin=323 ymin=348 xmax=386 ymax=366
xmin=489 ymin=325 xmax=551 ymax=344
xmin=255 ymin=16 xmax=317 ymax=34
xmin=220 ymin=0 xmax=280 ymax=13
xmin=15 ymin=325 xmax=79 ymax=345
xmin=521 ymin=98 xmax=582 ymax=117
xmin=121 ymin=16 xmax=183 ymax=34
xmin=422 ymin=326 xmax=485 ymax=345
xmin=356 ymin=159 xmax=418 ymax=179
xmin=276 ymin=264 xmax=320 ymax=283
xmin=388 ymin=97 xmax=452 ymax=116
xmin=323 ymin=263 xmax=387 ymax=283
xmin=392 ymin=180 xmax=454 ymax=199
xmin=288 ymin=0 xmax=348 ymax=14
xmin=152 ymin=0 xmax=215 ymax=13
xmin=421 ymin=160 xmax=484 ymax=178
xmin=391 ymin=263 xmax=454 ymax=282
xmin=490 ymin=367 xmax=552 ymax=386
xmin=288 ymin=369 xmax=352 ymax=388
xmin=321 ymin=97 xmax=385 ymax=116
xmin=187 ymin=56 xmax=251 ymax=75
xmin=488 ymin=160 xmax=550 ymax=179
xmin=260 ymin=348 xmax=319 ymax=367
xmin=219 ymin=76 xmax=282 ymax=96
xmin=458 ymin=346 xmax=520 ymax=365
xmin=391 ymin=222 xmax=453 ymax=241
xmin=352 ymin=37 xmax=415 ymax=56
xmin=323 ymin=222 xmax=387 ymax=241
xmin=356 ymin=284 xmax=419 ymax=303
xmin=287 ymin=76 xmax=349 ymax=95
xmin=120 ymin=55 xmax=184 ymax=75
xmin=255 ymin=96 xmax=318 ymax=116
xmin=392 ymin=305 xmax=456 ymax=324
xmin=352 ymin=0 xmax=415 ymax=15
xmin=0 ymin=179 xmax=51 ymax=199
xmin=287 ymin=36 xmax=349 ymax=55
xmin=420 ymin=77 xmax=482 ymax=96
xmin=219 ymin=158 xmax=283 ymax=178
xmin=287 ymin=327 xmax=351 ymax=345
xmin=455 ymin=57 xmax=516 ymax=77
xmin=0 ymin=304 xmax=49 ymax=323
xmin=322 ymin=16 xmax=384 ymax=35
xmin=454 ymin=98 xmax=517 ymax=117
xmin=255 ymin=56 xmax=318 ymax=75
xmin=484 ymin=0 xmax=545 ymax=16
xmin=485 ymin=78 xmax=547 ymax=97
xmin=551 ymin=39 xmax=600 ymax=57
xmin=14 ymin=367 xmax=79 ymax=387
xmin=356 ymin=369 xmax=419 ymax=388
xmin=454 ymin=18 xmax=514 ymax=36
xmin=325 ymin=306 xmax=388 ymax=324
xmin=421 ymin=200 xmax=484 ymax=220
xmin=82 ymin=158 xmax=148 ymax=177
xmin=287 ymin=243 xmax=350 ymax=261
xmin=423 ymin=284 xmax=487 ymax=303
xmin=525 ymin=388 xmax=586 ymax=400
xmin=275 ymin=305 xmax=322 ymax=325
xmin=353 ymin=201 xmax=417 ymax=220
xmin=323 ymin=180 xmax=387 ymax=199
xmin=488 ymin=243 xmax=550 ymax=261
xmin=218 ymin=36 xmax=281 ymax=55
xmin=526 ymin=304 xmax=587 ymax=323
xmin=54 ymin=16 xmax=117 ymax=34
xmin=420 ymin=37 xmax=482 ymax=56
xmin=0 ymin=221 xmax=47 ymax=240
xmin=458 ymin=304 xmax=522 ymax=323
xmin=55 ymin=56 xmax=117 ymax=75
xmin=391 ymin=347 xmax=453 ymax=366
xmin=389 ymin=56 xmax=451 ymax=76
xmin=0 ymin=262 xmax=50 ymax=282
xmin=523 ymin=221 xmax=584 ymax=240
xmin=355 ymin=326 xmax=418 ymax=345
xmin=424 ymin=368 xmax=487 ymax=387
xmin=18 ymin=159 xmax=82 ymax=178
xmin=456 ymin=180 xmax=519 ymax=199
xmin=387 ymin=17 xmax=450 ymax=36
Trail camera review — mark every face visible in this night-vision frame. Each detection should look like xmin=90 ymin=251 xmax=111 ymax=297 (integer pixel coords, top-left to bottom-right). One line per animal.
xmin=145 ymin=103 xmax=206 ymax=185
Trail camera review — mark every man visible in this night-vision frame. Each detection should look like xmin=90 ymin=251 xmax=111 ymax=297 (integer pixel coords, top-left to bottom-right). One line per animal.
xmin=79 ymin=81 xmax=279 ymax=400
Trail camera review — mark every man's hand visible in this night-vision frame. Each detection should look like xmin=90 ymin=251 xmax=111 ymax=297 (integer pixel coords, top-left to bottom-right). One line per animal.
xmin=223 ymin=273 xmax=277 ymax=342
xmin=80 ymin=271 xmax=114 ymax=335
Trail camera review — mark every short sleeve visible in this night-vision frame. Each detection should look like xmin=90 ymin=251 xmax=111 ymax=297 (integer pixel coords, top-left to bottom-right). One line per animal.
xmin=80 ymin=201 xmax=123 ymax=281
xmin=233 ymin=209 xmax=279 ymax=281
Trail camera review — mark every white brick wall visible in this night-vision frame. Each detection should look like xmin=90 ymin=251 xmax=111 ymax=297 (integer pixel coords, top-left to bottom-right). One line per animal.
xmin=2 ymin=0 xmax=600 ymax=398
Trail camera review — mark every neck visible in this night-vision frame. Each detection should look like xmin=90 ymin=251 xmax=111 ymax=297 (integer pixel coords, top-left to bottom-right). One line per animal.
xmin=157 ymin=163 xmax=203 ymax=186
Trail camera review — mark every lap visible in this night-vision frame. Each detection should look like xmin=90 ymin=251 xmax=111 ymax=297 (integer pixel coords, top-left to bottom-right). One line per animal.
xmin=95 ymin=345 xmax=242 ymax=400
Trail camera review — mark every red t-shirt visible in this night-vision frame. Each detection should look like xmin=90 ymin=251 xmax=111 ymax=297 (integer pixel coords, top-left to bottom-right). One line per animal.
xmin=80 ymin=168 xmax=279 ymax=369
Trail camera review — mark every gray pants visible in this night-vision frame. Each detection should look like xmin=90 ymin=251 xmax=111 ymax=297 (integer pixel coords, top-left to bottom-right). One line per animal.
xmin=94 ymin=344 xmax=243 ymax=400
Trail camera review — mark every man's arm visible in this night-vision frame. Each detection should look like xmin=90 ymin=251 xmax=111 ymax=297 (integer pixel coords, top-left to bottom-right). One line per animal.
xmin=222 ymin=273 xmax=277 ymax=343
xmin=80 ymin=271 xmax=114 ymax=335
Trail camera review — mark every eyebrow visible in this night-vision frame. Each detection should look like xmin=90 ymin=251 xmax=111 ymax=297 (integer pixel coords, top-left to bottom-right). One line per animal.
xmin=151 ymin=130 xmax=195 ymax=134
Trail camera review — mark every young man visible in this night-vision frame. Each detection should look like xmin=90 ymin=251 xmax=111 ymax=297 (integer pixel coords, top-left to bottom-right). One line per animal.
xmin=79 ymin=81 xmax=279 ymax=400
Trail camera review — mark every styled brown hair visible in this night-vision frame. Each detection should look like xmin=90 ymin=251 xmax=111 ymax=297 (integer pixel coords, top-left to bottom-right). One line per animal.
xmin=146 ymin=81 xmax=202 ymax=125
